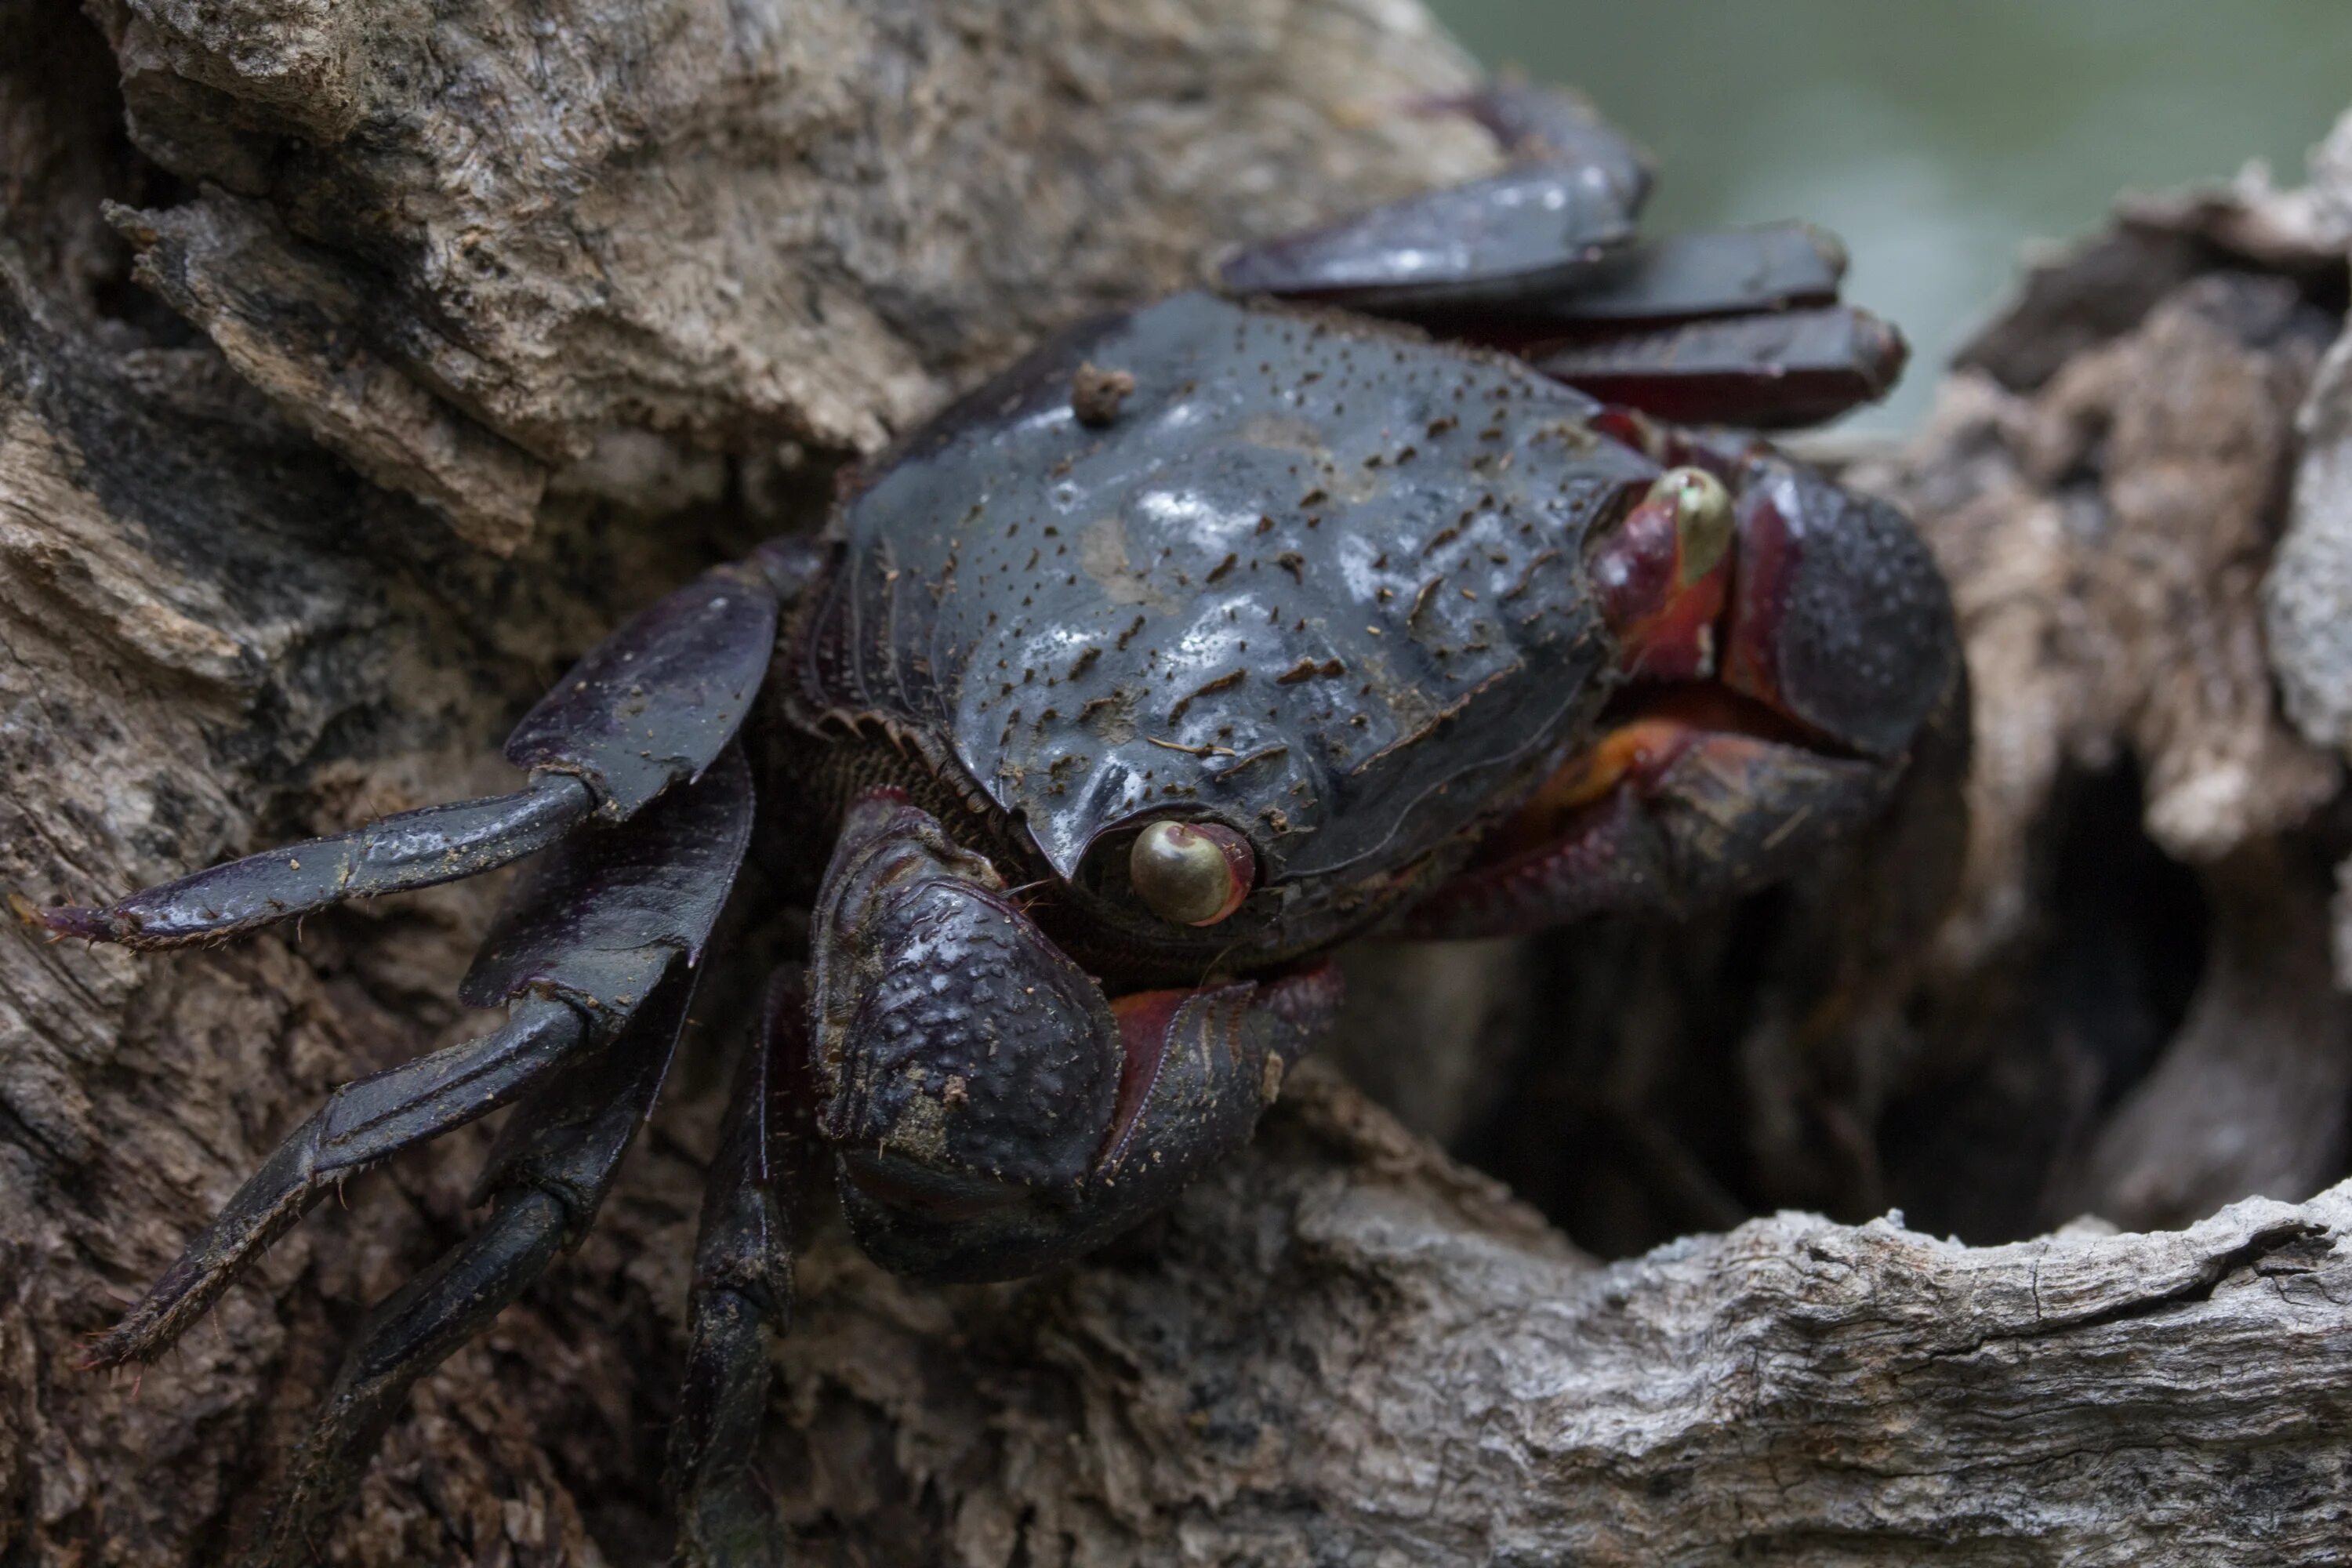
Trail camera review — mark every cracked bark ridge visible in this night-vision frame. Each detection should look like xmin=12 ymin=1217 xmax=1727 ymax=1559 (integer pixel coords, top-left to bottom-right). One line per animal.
xmin=1860 ymin=144 xmax=2352 ymax=1239
xmin=2259 ymin=111 xmax=2352 ymax=985
xmin=777 ymin=1065 xmax=2352 ymax=1566
xmin=78 ymin=0 xmax=1497 ymax=552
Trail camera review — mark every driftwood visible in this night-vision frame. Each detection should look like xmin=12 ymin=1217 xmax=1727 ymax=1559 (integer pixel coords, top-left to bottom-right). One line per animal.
xmin=6 ymin=0 xmax=2352 ymax=1561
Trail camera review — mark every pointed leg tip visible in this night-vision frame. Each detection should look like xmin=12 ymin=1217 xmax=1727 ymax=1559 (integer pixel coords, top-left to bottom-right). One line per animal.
xmin=78 ymin=1287 xmax=193 ymax=1370
xmin=18 ymin=898 xmax=117 ymax=944
xmin=75 ymin=1327 xmax=143 ymax=1373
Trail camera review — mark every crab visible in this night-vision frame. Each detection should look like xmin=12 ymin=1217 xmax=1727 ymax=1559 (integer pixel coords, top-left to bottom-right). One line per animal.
xmin=30 ymin=84 xmax=1961 ymax=1563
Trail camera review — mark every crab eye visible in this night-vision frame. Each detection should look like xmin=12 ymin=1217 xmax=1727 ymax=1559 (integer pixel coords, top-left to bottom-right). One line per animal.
xmin=1128 ymin=819 xmax=1255 ymax=926
xmin=1648 ymin=466 xmax=1733 ymax=586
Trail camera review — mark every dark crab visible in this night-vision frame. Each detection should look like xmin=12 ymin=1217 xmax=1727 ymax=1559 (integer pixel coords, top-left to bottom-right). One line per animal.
xmin=30 ymin=85 xmax=1960 ymax=1562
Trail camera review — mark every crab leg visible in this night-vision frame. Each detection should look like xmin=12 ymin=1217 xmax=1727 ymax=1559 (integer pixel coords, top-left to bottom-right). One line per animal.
xmin=1217 ymin=85 xmax=1903 ymax=426
xmin=1422 ymin=79 xmax=1656 ymax=198
xmin=1475 ymin=223 xmax=1848 ymax=329
xmin=1406 ymin=454 xmax=1962 ymax=938
xmin=252 ymin=968 xmax=694 ymax=1568
xmin=38 ymin=775 xmax=597 ymax=949
xmin=1525 ymin=306 xmax=1907 ymax=430
xmin=1350 ymin=221 xmax=1849 ymax=351
xmin=1217 ymin=83 xmax=1647 ymax=310
xmin=81 ymin=996 xmax=586 ymax=1367
xmin=668 ymin=971 xmax=821 ymax=1565
xmin=82 ymin=748 xmax=754 ymax=1369
xmin=32 ymin=538 xmax=816 ymax=949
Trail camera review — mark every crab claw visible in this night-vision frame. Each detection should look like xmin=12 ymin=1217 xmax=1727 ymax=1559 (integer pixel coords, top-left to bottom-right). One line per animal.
xmin=1407 ymin=452 xmax=1962 ymax=937
xmin=1716 ymin=457 xmax=1960 ymax=762
xmin=809 ymin=793 xmax=1337 ymax=1281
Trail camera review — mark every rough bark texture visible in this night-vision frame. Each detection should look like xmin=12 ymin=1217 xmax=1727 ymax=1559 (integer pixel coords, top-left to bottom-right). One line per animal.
xmin=8 ymin=1 xmax=2352 ymax=1563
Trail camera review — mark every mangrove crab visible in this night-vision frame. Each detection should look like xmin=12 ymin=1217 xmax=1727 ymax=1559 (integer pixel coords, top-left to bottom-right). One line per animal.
xmin=30 ymin=85 xmax=1962 ymax=1561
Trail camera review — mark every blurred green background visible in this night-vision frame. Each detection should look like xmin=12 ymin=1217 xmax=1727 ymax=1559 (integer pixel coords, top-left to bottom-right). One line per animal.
xmin=1426 ymin=1 xmax=2352 ymax=430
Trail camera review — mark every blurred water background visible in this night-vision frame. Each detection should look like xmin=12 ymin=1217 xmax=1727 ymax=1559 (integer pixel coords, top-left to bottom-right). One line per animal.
xmin=1426 ymin=1 xmax=2352 ymax=430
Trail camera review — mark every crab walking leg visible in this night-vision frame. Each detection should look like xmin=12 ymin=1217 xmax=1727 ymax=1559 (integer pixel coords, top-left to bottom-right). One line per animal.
xmin=1216 ymin=79 xmax=1902 ymax=428
xmin=31 ymin=538 xmax=818 ymax=949
xmin=1403 ymin=734 xmax=1896 ymax=937
xmin=1468 ymin=223 xmax=1848 ymax=331
xmin=1421 ymin=78 xmax=1654 ymax=196
xmin=668 ymin=971 xmax=822 ymax=1566
xmin=809 ymin=793 xmax=1341 ymax=1284
xmin=251 ymin=970 xmax=694 ymax=1568
xmin=35 ymin=779 xmax=594 ymax=948
xmin=83 ymin=748 xmax=755 ymax=1368
xmin=82 ymin=997 xmax=586 ymax=1367
xmin=1406 ymin=452 xmax=1964 ymax=938
xmin=1339 ymin=216 xmax=1900 ymax=429
xmin=1216 ymin=82 xmax=1647 ymax=311
xmin=1525 ymin=307 xmax=1908 ymax=430
xmin=1341 ymin=221 xmax=1853 ymax=348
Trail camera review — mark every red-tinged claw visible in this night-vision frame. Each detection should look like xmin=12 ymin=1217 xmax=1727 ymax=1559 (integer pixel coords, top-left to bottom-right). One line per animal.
xmin=1101 ymin=958 xmax=1341 ymax=1160
xmin=1719 ymin=459 xmax=1959 ymax=762
xmin=1409 ymin=450 xmax=1959 ymax=940
xmin=1595 ymin=450 xmax=1957 ymax=765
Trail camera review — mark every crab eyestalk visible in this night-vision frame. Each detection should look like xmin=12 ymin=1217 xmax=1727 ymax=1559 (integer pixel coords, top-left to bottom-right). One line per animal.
xmin=1592 ymin=466 xmax=1735 ymax=682
xmin=1128 ymin=819 xmax=1255 ymax=927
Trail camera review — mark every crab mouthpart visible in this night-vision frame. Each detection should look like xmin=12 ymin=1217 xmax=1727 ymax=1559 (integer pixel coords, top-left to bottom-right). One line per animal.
xmin=1509 ymin=684 xmax=1846 ymax=830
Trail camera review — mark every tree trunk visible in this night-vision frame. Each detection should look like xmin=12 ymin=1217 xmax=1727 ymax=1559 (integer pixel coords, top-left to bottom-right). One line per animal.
xmin=5 ymin=2 xmax=2352 ymax=1562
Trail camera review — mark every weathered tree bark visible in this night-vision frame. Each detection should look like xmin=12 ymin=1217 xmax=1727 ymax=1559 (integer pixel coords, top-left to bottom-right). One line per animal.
xmin=6 ymin=0 xmax=2352 ymax=1563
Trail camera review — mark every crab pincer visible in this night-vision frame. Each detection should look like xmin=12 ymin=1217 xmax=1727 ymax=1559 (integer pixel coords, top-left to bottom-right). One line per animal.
xmin=809 ymin=792 xmax=1338 ymax=1283
xmin=1407 ymin=448 xmax=1963 ymax=935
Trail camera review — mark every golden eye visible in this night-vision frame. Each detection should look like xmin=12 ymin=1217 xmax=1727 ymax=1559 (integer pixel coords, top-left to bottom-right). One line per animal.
xmin=1128 ymin=820 xmax=1255 ymax=926
xmin=1647 ymin=466 xmax=1733 ymax=586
